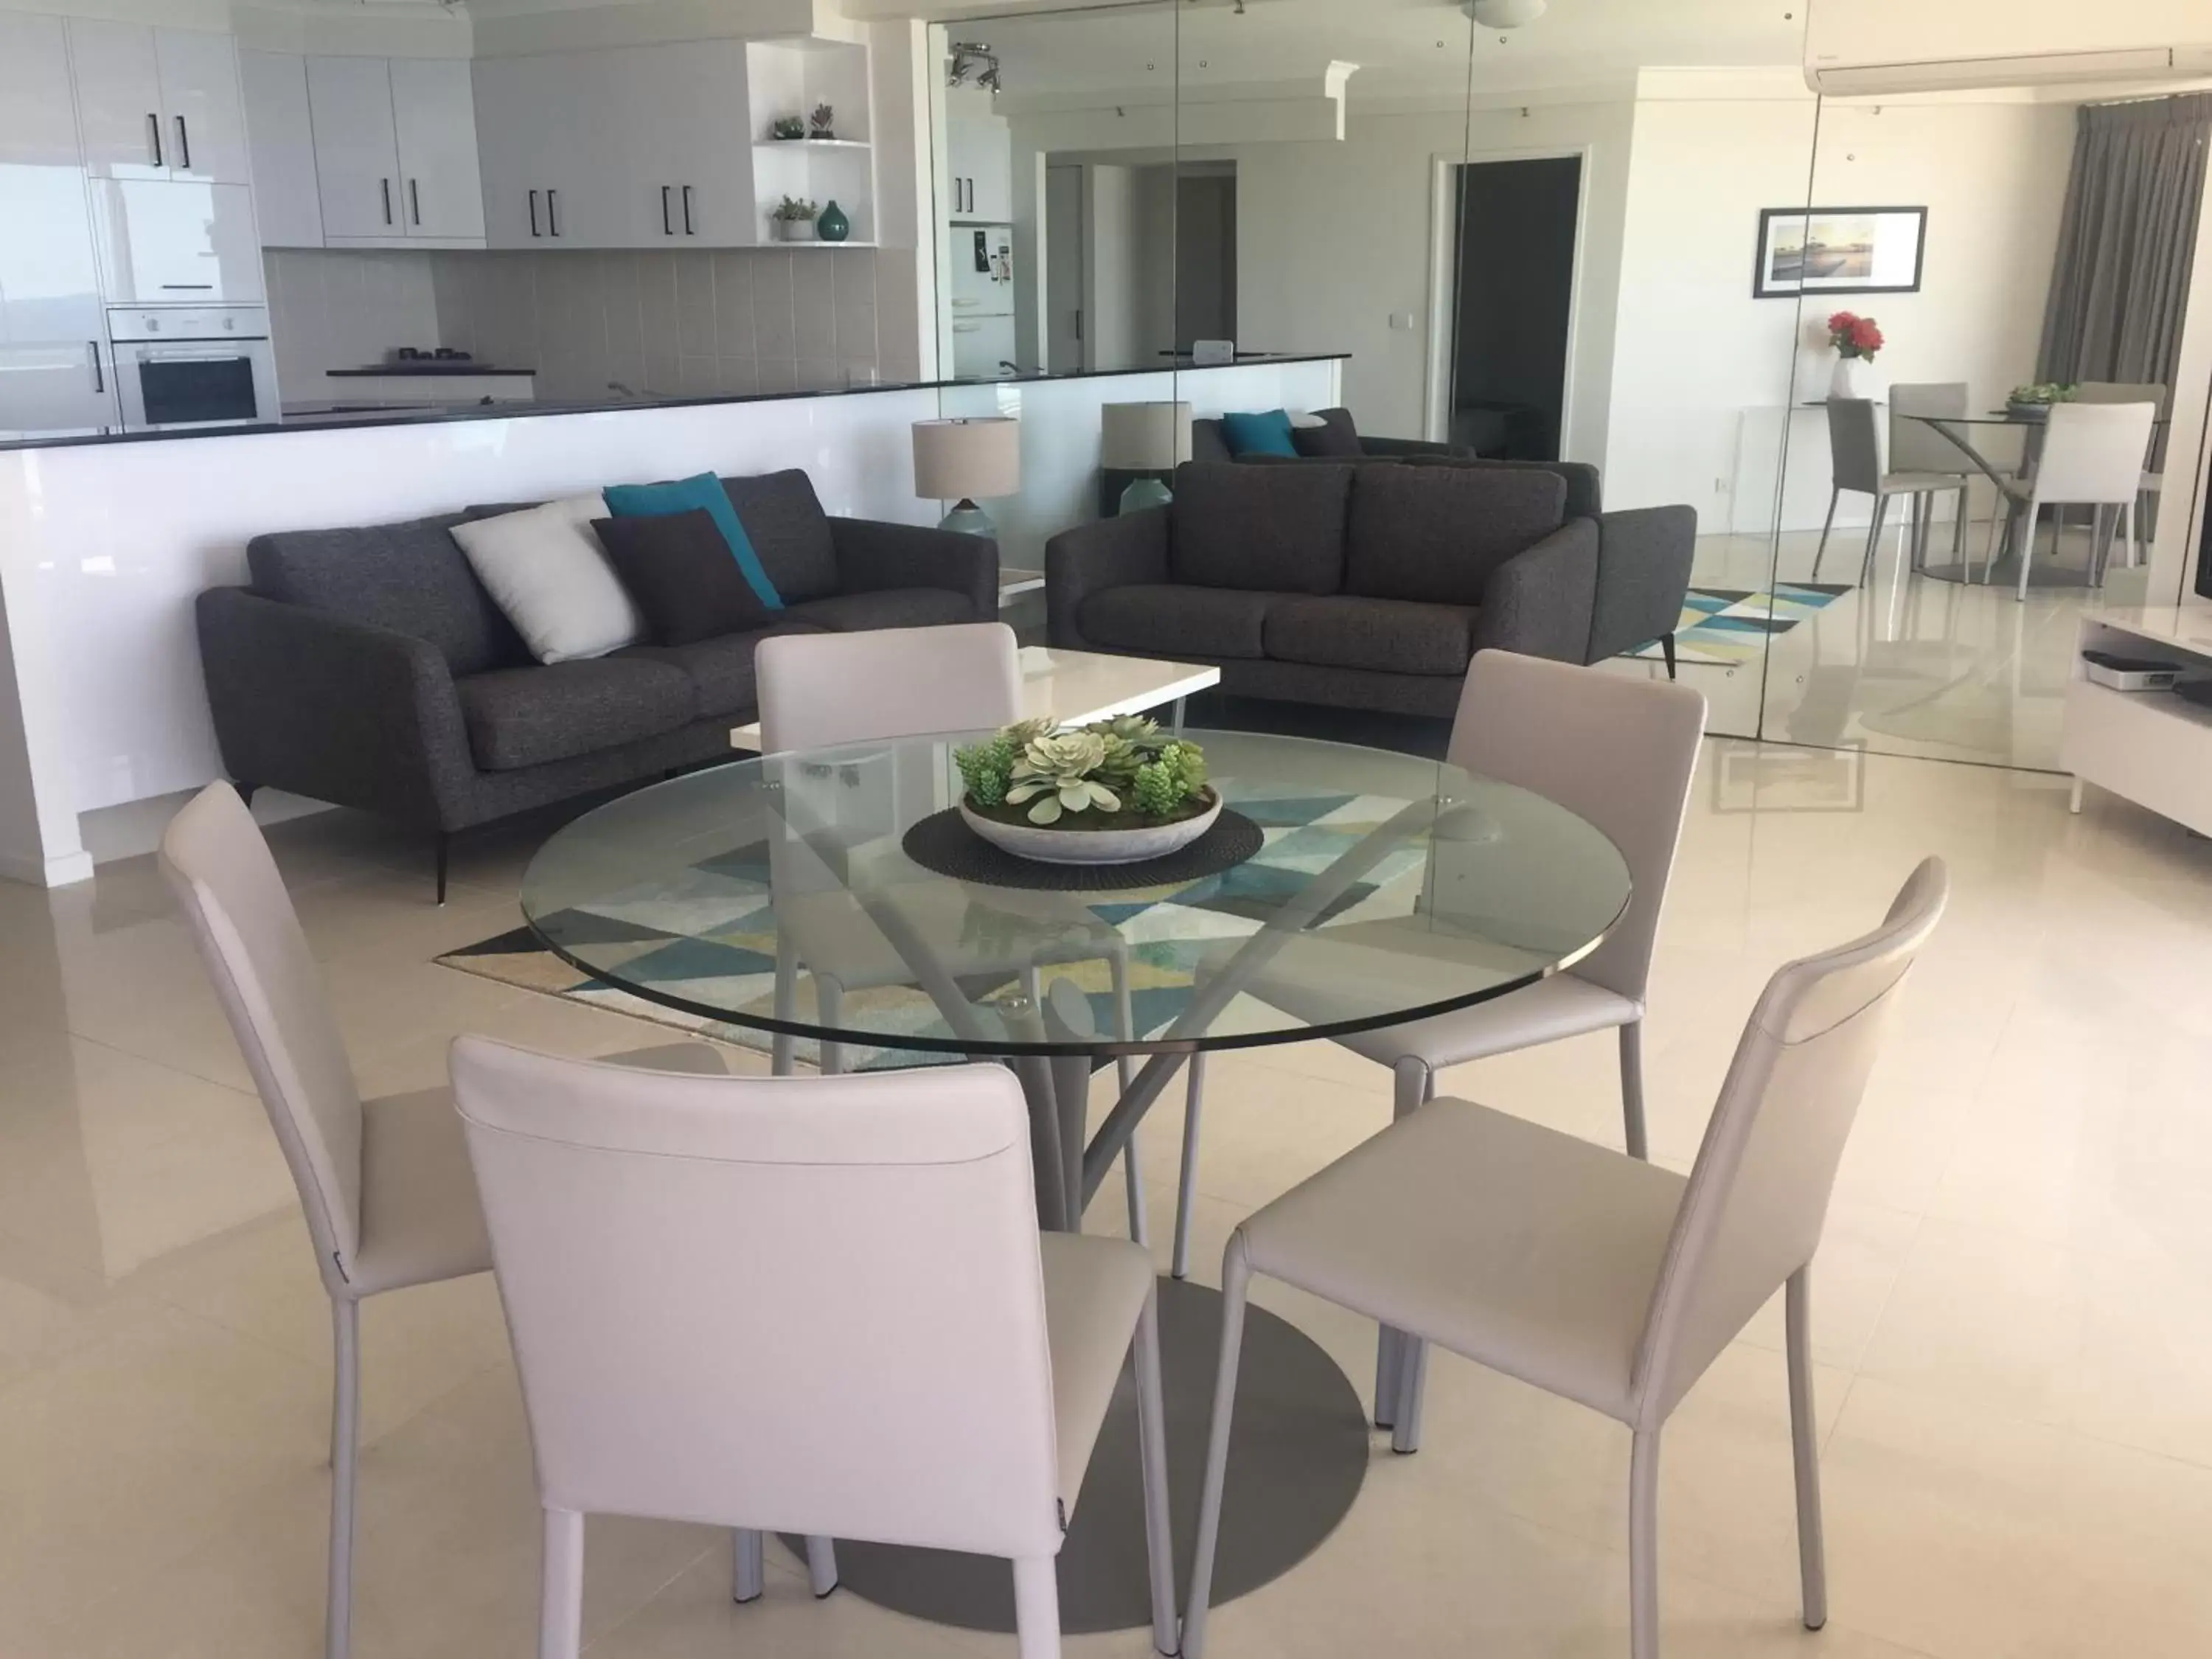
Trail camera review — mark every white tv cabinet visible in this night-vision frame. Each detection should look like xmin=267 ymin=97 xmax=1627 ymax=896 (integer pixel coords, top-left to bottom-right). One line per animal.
xmin=2062 ymin=607 xmax=2212 ymax=832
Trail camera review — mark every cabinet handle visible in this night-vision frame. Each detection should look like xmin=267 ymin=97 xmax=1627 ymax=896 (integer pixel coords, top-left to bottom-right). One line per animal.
xmin=409 ymin=178 xmax=421 ymax=226
xmin=147 ymin=113 xmax=162 ymax=168
xmin=661 ymin=184 xmax=672 ymax=236
xmin=175 ymin=116 xmax=191 ymax=171
xmin=682 ymin=184 xmax=694 ymax=235
xmin=528 ymin=189 xmax=541 ymax=237
xmin=546 ymin=189 xmax=559 ymax=237
xmin=380 ymin=178 xmax=393 ymax=226
xmin=87 ymin=341 xmax=103 ymax=394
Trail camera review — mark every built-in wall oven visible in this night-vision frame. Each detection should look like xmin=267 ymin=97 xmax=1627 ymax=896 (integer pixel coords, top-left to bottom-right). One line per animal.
xmin=108 ymin=306 xmax=278 ymax=431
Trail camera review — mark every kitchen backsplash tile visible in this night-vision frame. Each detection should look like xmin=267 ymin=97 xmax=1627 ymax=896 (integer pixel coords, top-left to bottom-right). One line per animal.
xmin=264 ymin=245 xmax=890 ymax=407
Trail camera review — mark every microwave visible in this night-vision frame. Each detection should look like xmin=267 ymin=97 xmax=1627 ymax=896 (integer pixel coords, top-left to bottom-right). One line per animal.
xmin=108 ymin=306 xmax=278 ymax=431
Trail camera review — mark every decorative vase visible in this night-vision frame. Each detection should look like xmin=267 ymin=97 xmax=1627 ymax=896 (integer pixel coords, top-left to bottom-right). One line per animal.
xmin=1118 ymin=475 xmax=1173 ymax=515
xmin=815 ymin=201 xmax=851 ymax=243
xmin=776 ymin=218 xmax=816 ymax=243
xmin=1829 ymin=354 xmax=1874 ymax=400
xmin=959 ymin=790 xmax=1222 ymax=866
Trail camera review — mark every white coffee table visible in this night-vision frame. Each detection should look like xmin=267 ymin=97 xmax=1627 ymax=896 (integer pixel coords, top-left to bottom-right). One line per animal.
xmin=728 ymin=645 xmax=1220 ymax=751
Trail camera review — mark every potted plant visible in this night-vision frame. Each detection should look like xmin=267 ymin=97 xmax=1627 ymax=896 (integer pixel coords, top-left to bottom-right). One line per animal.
xmin=955 ymin=717 xmax=1220 ymax=866
xmin=1825 ymin=310 xmax=1884 ymax=399
xmin=2006 ymin=381 xmax=2077 ymax=419
xmin=772 ymin=196 xmax=819 ymax=241
xmin=810 ymin=102 xmax=836 ymax=140
xmin=770 ymin=115 xmax=806 ymax=141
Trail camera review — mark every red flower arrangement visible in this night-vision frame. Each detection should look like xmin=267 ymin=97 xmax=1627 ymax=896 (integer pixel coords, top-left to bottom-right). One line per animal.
xmin=1827 ymin=310 xmax=1885 ymax=361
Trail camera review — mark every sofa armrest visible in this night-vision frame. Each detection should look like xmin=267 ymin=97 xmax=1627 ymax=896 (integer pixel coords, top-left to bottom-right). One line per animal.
xmin=1587 ymin=506 xmax=1696 ymax=664
xmin=195 ymin=588 xmax=476 ymax=830
xmin=1046 ymin=508 xmax=1171 ymax=649
xmin=830 ymin=516 xmax=998 ymax=619
xmin=1473 ymin=518 xmax=1599 ymax=664
xmin=1361 ymin=436 xmax=1475 ymax=460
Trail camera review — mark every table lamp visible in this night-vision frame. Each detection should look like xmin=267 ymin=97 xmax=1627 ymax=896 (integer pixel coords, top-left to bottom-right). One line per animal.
xmin=913 ymin=416 xmax=1021 ymax=537
xmin=1100 ymin=400 xmax=1193 ymax=514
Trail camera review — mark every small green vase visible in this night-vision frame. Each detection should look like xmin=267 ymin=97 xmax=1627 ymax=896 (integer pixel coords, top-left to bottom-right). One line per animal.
xmin=816 ymin=200 xmax=851 ymax=243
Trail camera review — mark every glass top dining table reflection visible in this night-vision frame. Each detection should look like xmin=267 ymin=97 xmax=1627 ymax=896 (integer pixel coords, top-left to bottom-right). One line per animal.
xmin=518 ymin=730 xmax=1632 ymax=1062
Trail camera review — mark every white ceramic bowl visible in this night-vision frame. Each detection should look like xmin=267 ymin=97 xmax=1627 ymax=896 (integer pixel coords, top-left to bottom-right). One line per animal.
xmin=959 ymin=791 xmax=1222 ymax=866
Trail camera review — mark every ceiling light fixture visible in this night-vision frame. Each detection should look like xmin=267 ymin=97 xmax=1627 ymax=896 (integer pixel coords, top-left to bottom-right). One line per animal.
xmin=947 ymin=41 xmax=1004 ymax=94
xmin=1466 ymin=0 xmax=1548 ymax=27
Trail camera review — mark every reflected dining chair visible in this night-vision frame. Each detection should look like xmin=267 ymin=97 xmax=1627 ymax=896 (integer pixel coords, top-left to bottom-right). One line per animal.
xmin=1812 ymin=397 xmax=1971 ymax=586
xmin=157 ymin=782 xmax=727 ymax=1659
xmin=1886 ymin=383 xmax=1977 ymax=569
xmin=1181 ymin=859 xmax=1950 ymax=1659
xmin=1166 ymin=652 xmax=1705 ymax=1342
xmin=449 ymin=1039 xmax=1178 ymax=1659
xmin=1983 ymin=401 xmax=2158 ymax=600
xmin=2072 ymin=380 xmax=2167 ymax=567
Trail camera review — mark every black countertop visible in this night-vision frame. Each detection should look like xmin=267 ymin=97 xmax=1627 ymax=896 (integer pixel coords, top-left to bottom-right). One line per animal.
xmin=327 ymin=363 xmax=539 ymax=377
xmin=0 ymin=354 xmax=1350 ymax=454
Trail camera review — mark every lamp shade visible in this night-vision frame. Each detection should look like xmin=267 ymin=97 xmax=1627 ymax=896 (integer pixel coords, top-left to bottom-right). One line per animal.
xmin=912 ymin=417 xmax=1021 ymax=502
xmin=1100 ymin=401 xmax=1194 ymax=471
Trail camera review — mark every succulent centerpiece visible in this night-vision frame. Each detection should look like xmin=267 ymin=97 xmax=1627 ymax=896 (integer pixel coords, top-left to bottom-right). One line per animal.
xmin=955 ymin=717 xmax=1220 ymax=865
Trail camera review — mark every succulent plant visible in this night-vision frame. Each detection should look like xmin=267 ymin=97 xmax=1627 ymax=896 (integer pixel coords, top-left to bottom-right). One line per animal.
xmin=1007 ymin=729 xmax=1121 ymax=824
xmin=959 ymin=718 xmax=1207 ymax=827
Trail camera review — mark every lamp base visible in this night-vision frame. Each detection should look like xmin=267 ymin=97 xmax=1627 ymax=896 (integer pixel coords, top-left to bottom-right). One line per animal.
xmin=939 ymin=499 xmax=998 ymax=538
xmin=1117 ymin=475 xmax=1174 ymax=515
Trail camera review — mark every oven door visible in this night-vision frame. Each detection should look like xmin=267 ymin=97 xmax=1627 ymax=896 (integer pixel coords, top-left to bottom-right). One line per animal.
xmin=118 ymin=345 xmax=272 ymax=430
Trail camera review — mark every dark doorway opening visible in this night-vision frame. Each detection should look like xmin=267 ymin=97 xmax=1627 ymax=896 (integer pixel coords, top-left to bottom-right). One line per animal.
xmin=1450 ymin=155 xmax=1580 ymax=461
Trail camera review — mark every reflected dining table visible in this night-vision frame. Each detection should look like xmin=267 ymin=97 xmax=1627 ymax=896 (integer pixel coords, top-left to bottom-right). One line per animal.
xmin=519 ymin=728 xmax=1631 ymax=1636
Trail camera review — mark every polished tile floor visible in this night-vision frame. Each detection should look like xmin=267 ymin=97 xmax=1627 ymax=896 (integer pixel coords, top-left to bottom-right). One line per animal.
xmin=4 ymin=737 xmax=2211 ymax=1658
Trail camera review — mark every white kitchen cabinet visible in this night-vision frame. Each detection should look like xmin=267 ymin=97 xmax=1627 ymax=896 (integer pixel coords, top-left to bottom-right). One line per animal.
xmin=389 ymin=59 xmax=484 ymax=240
xmin=90 ymin=180 xmax=264 ymax=307
xmin=473 ymin=52 xmax=609 ymax=248
xmin=616 ymin=40 xmax=755 ymax=246
xmin=305 ymin=56 xmax=403 ymax=237
xmin=238 ymin=49 xmax=323 ymax=248
xmin=68 ymin=21 xmax=248 ymax=185
xmin=946 ymin=94 xmax=1012 ymax=224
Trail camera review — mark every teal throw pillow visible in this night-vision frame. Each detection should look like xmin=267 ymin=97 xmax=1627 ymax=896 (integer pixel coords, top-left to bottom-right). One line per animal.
xmin=602 ymin=473 xmax=782 ymax=611
xmin=1218 ymin=408 xmax=1298 ymax=458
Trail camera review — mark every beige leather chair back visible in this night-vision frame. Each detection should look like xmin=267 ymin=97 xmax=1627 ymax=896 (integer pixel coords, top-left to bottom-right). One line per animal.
xmin=2034 ymin=402 xmax=2158 ymax=504
xmin=1632 ymin=858 xmax=1947 ymax=1422
xmin=449 ymin=1038 xmax=1065 ymax=1557
xmin=756 ymin=622 xmax=1023 ymax=754
xmin=1887 ymin=382 xmax=1968 ymax=474
xmin=1447 ymin=651 xmax=1705 ymax=1006
xmin=159 ymin=782 xmax=365 ymax=1291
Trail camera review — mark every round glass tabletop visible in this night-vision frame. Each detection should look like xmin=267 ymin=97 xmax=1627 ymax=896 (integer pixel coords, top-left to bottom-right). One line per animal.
xmin=520 ymin=729 xmax=1631 ymax=1061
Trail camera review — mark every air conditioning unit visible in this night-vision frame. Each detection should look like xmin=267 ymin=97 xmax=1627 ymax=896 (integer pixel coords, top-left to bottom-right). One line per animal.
xmin=1805 ymin=0 xmax=2212 ymax=96
xmin=1809 ymin=45 xmax=2212 ymax=95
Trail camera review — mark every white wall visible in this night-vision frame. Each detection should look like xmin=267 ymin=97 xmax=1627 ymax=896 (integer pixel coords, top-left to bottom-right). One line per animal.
xmin=1082 ymin=164 xmax=1144 ymax=369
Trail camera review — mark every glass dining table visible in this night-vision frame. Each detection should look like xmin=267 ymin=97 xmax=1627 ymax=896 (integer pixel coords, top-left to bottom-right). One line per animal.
xmin=519 ymin=727 xmax=1631 ymax=1633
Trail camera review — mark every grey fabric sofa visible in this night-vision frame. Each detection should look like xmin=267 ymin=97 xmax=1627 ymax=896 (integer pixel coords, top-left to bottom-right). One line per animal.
xmin=198 ymin=467 xmax=995 ymax=898
xmin=1048 ymin=460 xmax=1694 ymax=720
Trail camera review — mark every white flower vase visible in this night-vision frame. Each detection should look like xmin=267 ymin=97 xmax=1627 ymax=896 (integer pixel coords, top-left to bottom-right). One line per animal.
xmin=1829 ymin=355 xmax=1875 ymax=400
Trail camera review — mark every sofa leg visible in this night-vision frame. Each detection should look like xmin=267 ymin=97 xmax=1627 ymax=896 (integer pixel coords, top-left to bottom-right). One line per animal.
xmin=1660 ymin=633 xmax=1678 ymax=681
xmin=434 ymin=832 xmax=450 ymax=908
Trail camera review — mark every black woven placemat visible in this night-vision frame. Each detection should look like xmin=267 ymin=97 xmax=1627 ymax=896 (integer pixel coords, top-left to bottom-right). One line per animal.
xmin=901 ymin=807 xmax=1264 ymax=891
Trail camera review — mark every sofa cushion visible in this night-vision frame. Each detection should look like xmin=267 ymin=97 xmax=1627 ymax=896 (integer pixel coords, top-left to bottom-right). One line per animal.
xmin=1291 ymin=408 xmax=1365 ymax=459
xmin=1170 ymin=462 xmax=1352 ymax=595
xmin=1344 ymin=465 xmax=1566 ymax=606
xmin=782 ymin=588 xmax=978 ymax=633
xmin=454 ymin=656 xmax=695 ymax=771
xmin=1080 ymin=584 xmax=1285 ymax=661
xmin=721 ymin=470 xmax=839 ymax=602
xmin=604 ymin=472 xmax=783 ymax=613
xmin=1403 ymin=454 xmax=1602 ymax=519
xmin=246 ymin=512 xmax=527 ymax=676
xmin=620 ymin=622 xmax=825 ymax=720
xmin=1219 ymin=409 xmax=1298 ymax=457
xmin=451 ymin=495 xmax=646 ymax=665
xmin=593 ymin=509 xmax=776 ymax=644
xmin=1263 ymin=595 xmax=1479 ymax=678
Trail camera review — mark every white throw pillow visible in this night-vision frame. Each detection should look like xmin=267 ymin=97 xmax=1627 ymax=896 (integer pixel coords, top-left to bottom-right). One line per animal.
xmin=450 ymin=494 xmax=643 ymax=665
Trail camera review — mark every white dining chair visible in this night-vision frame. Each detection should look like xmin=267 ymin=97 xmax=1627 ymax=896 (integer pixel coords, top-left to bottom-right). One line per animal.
xmin=1985 ymin=401 xmax=2157 ymax=600
xmin=754 ymin=622 xmax=1152 ymax=1240
xmin=2071 ymin=380 xmax=2166 ymax=567
xmin=449 ymin=1038 xmax=1178 ymax=1659
xmin=1812 ymin=397 xmax=1970 ymax=586
xmin=1180 ymin=859 xmax=1950 ymax=1659
xmin=1164 ymin=653 xmax=1705 ymax=1340
xmin=157 ymin=782 xmax=727 ymax=1659
xmin=1886 ymin=383 xmax=1976 ymax=569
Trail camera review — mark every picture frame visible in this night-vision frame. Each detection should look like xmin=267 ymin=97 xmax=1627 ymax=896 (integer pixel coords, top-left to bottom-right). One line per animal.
xmin=1753 ymin=206 xmax=1927 ymax=299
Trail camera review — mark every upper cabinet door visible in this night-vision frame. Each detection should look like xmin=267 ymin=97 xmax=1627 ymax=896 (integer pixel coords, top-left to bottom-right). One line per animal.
xmin=0 ymin=13 xmax=105 ymax=348
xmin=91 ymin=180 xmax=265 ymax=305
xmin=238 ymin=49 xmax=323 ymax=248
xmin=306 ymin=56 xmax=403 ymax=239
xmin=155 ymin=29 xmax=250 ymax=185
xmin=67 ymin=19 xmax=168 ymax=181
xmin=633 ymin=39 xmax=754 ymax=246
xmin=389 ymin=58 xmax=484 ymax=240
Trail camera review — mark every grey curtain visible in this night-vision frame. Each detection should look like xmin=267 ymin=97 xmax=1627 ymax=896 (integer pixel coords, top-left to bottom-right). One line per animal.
xmin=2037 ymin=92 xmax=2212 ymax=394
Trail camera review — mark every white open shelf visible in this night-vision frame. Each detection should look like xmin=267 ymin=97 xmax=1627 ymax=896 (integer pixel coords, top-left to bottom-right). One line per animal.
xmin=754 ymin=138 xmax=872 ymax=150
xmin=2063 ymin=611 xmax=2212 ymax=835
xmin=746 ymin=38 xmax=877 ymax=246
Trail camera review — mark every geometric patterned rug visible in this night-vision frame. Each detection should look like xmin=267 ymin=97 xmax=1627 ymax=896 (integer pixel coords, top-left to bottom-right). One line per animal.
xmin=437 ymin=785 xmax=1434 ymax=1071
xmin=1627 ymin=582 xmax=1850 ymax=669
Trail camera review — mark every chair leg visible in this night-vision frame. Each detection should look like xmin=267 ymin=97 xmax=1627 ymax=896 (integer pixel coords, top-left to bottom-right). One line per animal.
xmin=732 ymin=1528 xmax=765 ymax=1603
xmin=1110 ymin=950 xmax=1148 ymax=1249
xmin=1180 ymin=1237 xmax=1253 ymax=1659
xmin=1659 ymin=633 xmax=1677 ymax=682
xmin=1787 ymin=1268 xmax=1829 ymax=1631
xmin=1012 ymin=1555 xmax=1062 ymax=1659
xmin=2017 ymin=495 xmax=2041 ymax=604
xmin=771 ymin=936 xmax=798 ymax=1077
xmin=327 ymin=1298 xmax=360 ymax=1659
xmin=434 ymin=831 xmax=450 ymax=908
xmin=2122 ymin=499 xmax=2140 ymax=577
xmin=1952 ymin=484 xmax=1969 ymax=567
xmin=1630 ymin=1428 xmax=1662 ymax=1659
xmin=1374 ymin=1059 xmax=1432 ymax=1429
xmin=1131 ymin=1286 xmax=1179 ymax=1656
xmin=1811 ymin=487 xmax=1840 ymax=582
xmin=818 ymin=978 xmax=846 ymax=1077
xmin=540 ymin=1509 xmax=585 ymax=1659
xmin=1390 ymin=1335 xmax=1430 ymax=1455
xmin=805 ymin=1536 xmax=840 ymax=1598
xmin=1618 ymin=1020 xmax=1649 ymax=1161
xmin=1860 ymin=494 xmax=1889 ymax=588
xmin=1171 ymin=1054 xmax=1205 ymax=1280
